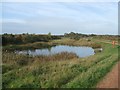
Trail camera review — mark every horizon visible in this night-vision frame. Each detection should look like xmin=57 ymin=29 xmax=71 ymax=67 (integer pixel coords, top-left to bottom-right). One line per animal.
xmin=1 ymin=2 xmax=118 ymax=35
xmin=1 ymin=32 xmax=119 ymax=36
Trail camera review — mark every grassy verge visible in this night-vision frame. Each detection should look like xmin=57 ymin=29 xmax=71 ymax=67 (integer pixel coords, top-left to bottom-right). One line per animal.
xmin=3 ymin=38 xmax=102 ymax=51
xmin=2 ymin=38 xmax=119 ymax=88
xmin=52 ymin=38 xmax=101 ymax=49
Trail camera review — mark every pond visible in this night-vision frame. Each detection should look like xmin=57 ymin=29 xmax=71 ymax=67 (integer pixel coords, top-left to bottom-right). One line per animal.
xmin=15 ymin=45 xmax=95 ymax=58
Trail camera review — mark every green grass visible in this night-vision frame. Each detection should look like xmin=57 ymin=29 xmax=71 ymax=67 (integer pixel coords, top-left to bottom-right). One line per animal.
xmin=3 ymin=42 xmax=55 ymax=51
xmin=52 ymin=38 xmax=102 ymax=48
xmin=2 ymin=38 xmax=119 ymax=88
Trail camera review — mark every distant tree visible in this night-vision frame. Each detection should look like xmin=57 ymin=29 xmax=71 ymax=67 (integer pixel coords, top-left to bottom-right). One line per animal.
xmin=90 ymin=34 xmax=96 ymax=36
xmin=15 ymin=35 xmax=23 ymax=44
xmin=48 ymin=32 xmax=52 ymax=40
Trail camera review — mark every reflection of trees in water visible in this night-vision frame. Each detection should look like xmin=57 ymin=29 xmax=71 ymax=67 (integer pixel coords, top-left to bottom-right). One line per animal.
xmin=47 ymin=47 xmax=52 ymax=52
xmin=26 ymin=50 xmax=29 ymax=55
xmin=47 ymin=45 xmax=56 ymax=52
xmin=27 ymin=49 xmax=36 ymax=55
xmin=30 ymin=49 xmax=36 ymax=52
xmin=24 ymin=45 xmax=56 ymax=55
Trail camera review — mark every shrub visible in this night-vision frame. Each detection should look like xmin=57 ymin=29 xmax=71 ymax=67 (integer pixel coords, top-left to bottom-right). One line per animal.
xmin=91 ymin=43 xmax=101 ymax=49
xmin=16 ymin=59 xmax=28 ymax=66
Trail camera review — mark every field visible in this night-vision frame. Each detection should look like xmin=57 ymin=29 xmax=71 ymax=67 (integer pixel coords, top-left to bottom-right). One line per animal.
xmin=2 ymin=36 xmax=119 ymax=88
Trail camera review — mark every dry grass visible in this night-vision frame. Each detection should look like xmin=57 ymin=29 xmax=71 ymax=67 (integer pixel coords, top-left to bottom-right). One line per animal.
xmin=52 ymin=38 xmax=101 ymax=48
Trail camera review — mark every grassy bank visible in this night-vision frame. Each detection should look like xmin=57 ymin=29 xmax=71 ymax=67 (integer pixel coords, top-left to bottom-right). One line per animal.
xmin=2 ymin=42 xmax=55 ymax=51
xmin=3 ymin=38 xmax=102 ymax=51
xmin=2 ymin=38 xmax=119 ymax=88
xmin=52 ymin=38 xmax=102 ymax=48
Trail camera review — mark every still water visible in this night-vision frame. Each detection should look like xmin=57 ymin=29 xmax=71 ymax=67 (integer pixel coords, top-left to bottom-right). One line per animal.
xmin=15 ymin=45 xmax=95 ymax=58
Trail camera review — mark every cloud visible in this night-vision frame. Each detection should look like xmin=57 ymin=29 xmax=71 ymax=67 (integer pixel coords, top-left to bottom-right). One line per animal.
xmin=1 ymin=2 xmax=118 ymax=35
xmin=2 ymin=19 xmax=26 ymax=24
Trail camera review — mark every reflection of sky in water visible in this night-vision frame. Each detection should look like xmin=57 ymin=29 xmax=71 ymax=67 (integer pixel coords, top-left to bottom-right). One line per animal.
xmin=16 ymin=45 xmax=95 ymax=58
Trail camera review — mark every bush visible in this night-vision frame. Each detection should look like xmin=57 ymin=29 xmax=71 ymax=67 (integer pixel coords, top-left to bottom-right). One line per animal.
xmin=16 ymin=59 xmax=28 ymax=66
xmin=91 ymin=43 xmax=101 ymax=49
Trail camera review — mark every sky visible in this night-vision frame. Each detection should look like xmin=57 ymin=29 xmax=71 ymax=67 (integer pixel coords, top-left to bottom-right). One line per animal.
xmin=1 ymin=1 xmax=118 ymax=35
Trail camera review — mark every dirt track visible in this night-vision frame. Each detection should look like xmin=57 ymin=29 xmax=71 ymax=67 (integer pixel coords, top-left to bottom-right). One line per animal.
xmin=97 ymin=62 xmax=119 ymax=88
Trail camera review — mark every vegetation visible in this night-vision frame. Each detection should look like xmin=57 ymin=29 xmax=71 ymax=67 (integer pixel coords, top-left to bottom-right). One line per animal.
xmin=2 ymin=33 xmax=119 ymax=88
xmin=2 ymin=35 xmax=102 ymax=51
xmin=2 ymin=33 xmax=61 ymax=46
xmin=52 ymin=38 xmax=102 ymax=49
xmin=64 ymin=32 xmax=88 ymax=40
xmin=3 ymin=42 xmax=55 ymax=51
xmin=64 ymin=32 xmax=119 ymax=41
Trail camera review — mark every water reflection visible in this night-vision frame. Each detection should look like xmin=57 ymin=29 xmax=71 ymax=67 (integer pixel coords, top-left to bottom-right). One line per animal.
xmin=15 ymin=45 xmax=95 ymax=58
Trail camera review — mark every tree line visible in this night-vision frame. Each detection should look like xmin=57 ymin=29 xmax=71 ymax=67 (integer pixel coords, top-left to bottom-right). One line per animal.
xmin=64 ymin=32 xmax=119 ymax=40
xmin=2 ymin=33 xmax=61 ymax=45
xmin=2 ymin=32 xmax=119 ymax=46
xmin=64 ymin=32 xmax=89 ymax=40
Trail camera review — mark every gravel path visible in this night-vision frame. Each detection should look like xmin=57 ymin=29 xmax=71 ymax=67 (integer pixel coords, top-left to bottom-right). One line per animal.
xmin=97 ymin=62 xmax=119 ymax=88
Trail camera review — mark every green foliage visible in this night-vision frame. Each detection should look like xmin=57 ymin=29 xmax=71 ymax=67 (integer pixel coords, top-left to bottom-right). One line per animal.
xmin=64 ymin=32 xmax=88 ymax=40
xmin=2 ymin=33 xmax=61 ymax=45
xmin=3 ymin=42 xmax=55 ymax=51
xmin=48 ymin=32 xmax=52 ymax=39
